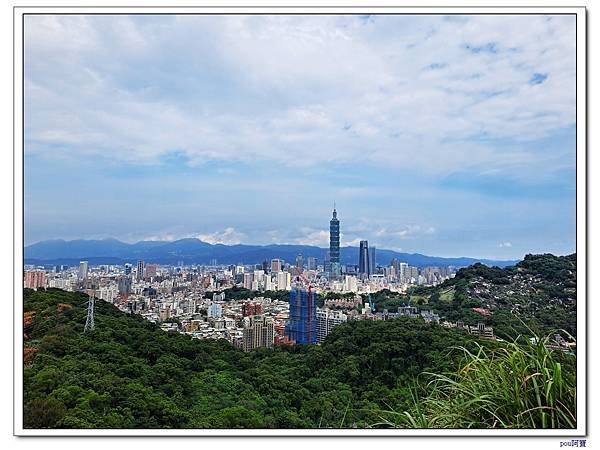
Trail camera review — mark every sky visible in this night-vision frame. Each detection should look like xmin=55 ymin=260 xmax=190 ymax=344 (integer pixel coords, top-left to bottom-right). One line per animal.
xmin=24 ymin=14 xmax=577 ymax=259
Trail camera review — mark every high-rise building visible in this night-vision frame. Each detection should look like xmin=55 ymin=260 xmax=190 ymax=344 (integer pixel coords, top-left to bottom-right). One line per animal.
xmin=159 ymin=305 xmax=171 ymax=322
xmin=242 ymin=301 xmax=264 ymax=317
xmin=253 ymin=270 xmax=264 ymax=290
xmin=271 ymin=259 xmax=282 ymax=273
xmin=343 ymin=275 xmax=358 ymax=292
xmin=117 ymin=276 xmax=132 ymax=296
xmin=307 ymin=257 xmax=317 ymax=271
xmin=295 ymin=254 xmax=304 ymax=273
xmin=411 ymin=266 xmax=420 ymax=282
xmin=78 ymin=261 xmax=89 ymax=280
xmin=99 ymin=286 xmax=117 ymax=303
xmin=329 ymin=207 xmax=340 ymax=279
xmin=136 ymin=260 xmax=145 ymax=281
xmin=124 ymin=263 xmax=132 ymax=276
xmin=399 ymin=262 xmax=409 ymax=283
xmin=390 ymin=258 xmax=399 ymax=280
xmin=208 ymin=303 xmax=223 ymax=318
xmin=285 ymin=288 xmax=317 ymax=345
xmin=359 ymin=241 xmax=371 ymax=278
xmin=264 ymin=274 xmax=273 ymax=291
xmin=242 ymin=315 xmax=274 ymax=352
xmin=276 ymin=271 xmax=289 ymax=290
xmin=24 ymin=270 xmax=46 ymax=289
xmin=145 ymin=264 xmax=158 ymax=279
xmin=316 ymin=308 xmax=348 ymax=343
xmin=371 ymin=246 xmax=376 ymax=273
xmin=48 ymin=278 xmax=69 ymax=290
xmin=243 ymin=273 xmax=253 ymax=290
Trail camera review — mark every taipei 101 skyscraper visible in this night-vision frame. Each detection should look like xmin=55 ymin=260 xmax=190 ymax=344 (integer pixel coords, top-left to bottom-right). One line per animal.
xmin=329 ymin=205 xmax=341 ymax=280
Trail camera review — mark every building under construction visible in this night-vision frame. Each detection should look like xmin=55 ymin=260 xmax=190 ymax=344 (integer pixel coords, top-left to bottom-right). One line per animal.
xmin=285 ymin=288 xmax=317 ymax=345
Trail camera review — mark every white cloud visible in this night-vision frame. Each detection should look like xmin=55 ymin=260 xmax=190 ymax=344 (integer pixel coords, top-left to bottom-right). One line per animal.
xmin=498 ymin=242 xmax=513 ymax=248
xmin=196 ymin=227 xmax=246 ymax=245
xmin=289 ymin=228 xmax=330 ymax=247
xmin=138 ymin=233 xmax=176 ymax=242
xmin=24 ymin=14 xmax=575 ymax=180
xmin=343 ymin=238 xmax=363 ymax=247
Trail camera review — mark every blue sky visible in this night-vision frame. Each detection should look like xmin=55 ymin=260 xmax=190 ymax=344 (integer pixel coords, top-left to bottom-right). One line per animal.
xmin=24 ymin=14 xmax=576 ymax=259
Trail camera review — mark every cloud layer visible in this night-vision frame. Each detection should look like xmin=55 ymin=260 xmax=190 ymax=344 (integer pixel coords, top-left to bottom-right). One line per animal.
xmin=24 ymin=14 xmax=577 ymax=259
xmin=25 ymin=15 xmax=575 ymax=174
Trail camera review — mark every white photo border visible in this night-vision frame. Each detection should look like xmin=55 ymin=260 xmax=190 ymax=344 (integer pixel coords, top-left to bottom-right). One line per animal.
xmin=13 ymin=4 xmax=588 ymax=437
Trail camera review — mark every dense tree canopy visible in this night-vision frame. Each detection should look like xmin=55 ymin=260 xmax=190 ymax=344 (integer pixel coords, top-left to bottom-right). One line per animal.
xmin=22 ymin=254 xmax=576 ymax=429
xmin=374 ymin=254 xmax=577 ymax=340
xmin=24 ymin=288 xmax=483 ymax=429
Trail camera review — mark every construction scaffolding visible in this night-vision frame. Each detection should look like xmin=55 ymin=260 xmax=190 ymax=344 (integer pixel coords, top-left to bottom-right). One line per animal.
xmin=285 ymin=288 xmax=317 ymax=345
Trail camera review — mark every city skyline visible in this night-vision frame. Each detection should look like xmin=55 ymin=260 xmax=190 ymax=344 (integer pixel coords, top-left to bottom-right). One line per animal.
xmin=24 ymin=14 xmax=576 ymax=259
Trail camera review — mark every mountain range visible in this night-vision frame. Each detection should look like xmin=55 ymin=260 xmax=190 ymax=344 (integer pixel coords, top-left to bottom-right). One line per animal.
xmin=24 ymin=238 xmax=518 ymax=268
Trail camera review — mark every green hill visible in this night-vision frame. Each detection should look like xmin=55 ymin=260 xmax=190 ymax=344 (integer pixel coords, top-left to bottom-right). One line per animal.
xmin=22 ymin=251 xmax=577 ymax=430
xmin=24 ymin=288 xmax=484 ymax=429
xmin=372 ymin=253 xmax=576 ymax=340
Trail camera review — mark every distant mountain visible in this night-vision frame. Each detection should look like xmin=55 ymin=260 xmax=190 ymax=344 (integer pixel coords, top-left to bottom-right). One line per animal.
xmin=24 ymin=238 xmax=518 ymax=268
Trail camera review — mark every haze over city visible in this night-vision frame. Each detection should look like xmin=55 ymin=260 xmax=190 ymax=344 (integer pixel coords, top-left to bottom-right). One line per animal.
xmin=24 ymin=14 xmax=576 ymax=259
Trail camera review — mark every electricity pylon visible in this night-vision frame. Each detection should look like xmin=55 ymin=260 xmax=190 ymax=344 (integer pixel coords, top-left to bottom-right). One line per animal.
xmin=84 ymin=292 xmax=95 ymax=332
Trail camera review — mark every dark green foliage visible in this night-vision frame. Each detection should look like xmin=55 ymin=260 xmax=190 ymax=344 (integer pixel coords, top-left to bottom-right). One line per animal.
xmin=380 ymin=335 xmax=577 ymax=429
xmin=208 ymin=287 xmax=290 ymax=303
xmin=22 ymin=253 xmax=576 ymax=429
xmin=23 ymin=288 xmax=480 ymax=429
xmin=374 ymin=254 xmax=576 ymax=341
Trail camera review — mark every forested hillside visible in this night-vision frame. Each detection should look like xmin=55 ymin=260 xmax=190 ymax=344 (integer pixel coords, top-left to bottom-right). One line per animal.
xmin=23 ymin=252 xmax=577 ymax=429
xmin=23 ymin=288 xmax=482 ymax=429
xmin=372 ymin=253 xmax=577 ymax=340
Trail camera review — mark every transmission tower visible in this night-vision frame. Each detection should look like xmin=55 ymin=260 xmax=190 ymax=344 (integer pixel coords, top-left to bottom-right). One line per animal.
xmin=84 ymin=292 xmax=95 ymax=332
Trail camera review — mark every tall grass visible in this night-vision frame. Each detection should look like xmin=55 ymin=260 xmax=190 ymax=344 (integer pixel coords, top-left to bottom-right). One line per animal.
xmin=374 ymin=334 xmax=576 ymax=429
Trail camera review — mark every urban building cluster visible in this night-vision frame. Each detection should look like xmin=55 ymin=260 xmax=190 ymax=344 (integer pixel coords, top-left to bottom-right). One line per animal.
xmin=24 ymin=260 xmax=494 ymax=346
xmin=24 ymin=207 xmax=478 ymax=350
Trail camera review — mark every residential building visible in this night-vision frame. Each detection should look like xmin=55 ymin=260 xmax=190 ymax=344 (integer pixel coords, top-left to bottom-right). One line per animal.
xmin=213 ymin=292 xmax=226 ymax=302
xmin=276 ymin=271 xmax=290 ymax=290
xmin=271 ymin=259 xmax=283 ymax=273
xmin=117 ymin=276 xmax=132 ymax=296
xmin=243 ymin=272 xmax=253 ymax=290
xmin=399 ymin=262 xmax=408 ymax=283
xmin=208 ymin=303 xmax=223 ymax=318
xmin=145 ymin=264 xmax=158 ymax=278
xmin=136 ymin=260 xmax=145 ymax=281
xmin=343 ymin=275 xmax=358 ymax=292
xmin=242 ymin=301 xmax=263 ymax=317
xmin=242 ymin=315 xmax=274 ymax=352
xmin=78 ymin=261 xmax=89 ymax=280
xmin=264 ymin=274 xmax=273 ymax=291
xmin=316 ymin=308 xmax=347 ymax=343
xmin=295 ymin=254 xmax=304 ymax=273
xmin=24 ymin=270 xmax=46 ymax=289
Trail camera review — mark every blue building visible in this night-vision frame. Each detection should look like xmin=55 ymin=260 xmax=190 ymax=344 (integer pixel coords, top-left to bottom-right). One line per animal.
xmin=329 ymin=207 xmax=341 ymax=279
xmin=285 ymin=288 xmax=317 ymax=345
